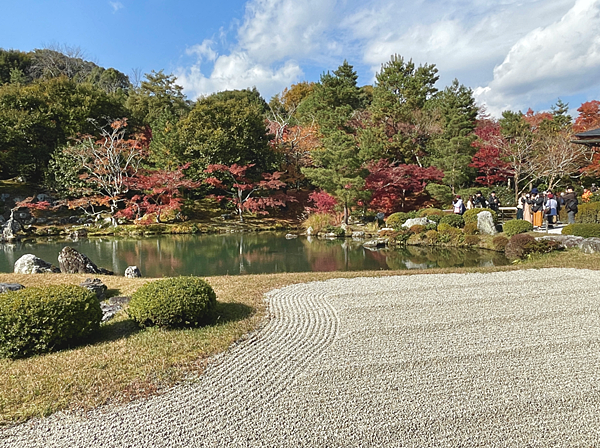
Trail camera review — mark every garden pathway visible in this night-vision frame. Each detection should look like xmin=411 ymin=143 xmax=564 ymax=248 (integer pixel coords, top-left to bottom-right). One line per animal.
xmin=3 ymin=269 xmax=600 ymax=447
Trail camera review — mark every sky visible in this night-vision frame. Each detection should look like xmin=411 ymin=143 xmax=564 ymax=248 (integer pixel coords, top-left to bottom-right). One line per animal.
xmin=2 ymin=0 xmax=600 ymax=117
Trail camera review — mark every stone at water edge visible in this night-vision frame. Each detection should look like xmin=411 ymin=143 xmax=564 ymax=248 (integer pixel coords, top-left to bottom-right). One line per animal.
xmin=58 ymin=246 xmax=113 ymax=275
xmin=14 ymin=254 xmax=60 ymax=274
xmin=124 ymin=266 xmax=142 ymax=278
xmin=0 ymin=283 xmax=25 ymax=293
xmin=306 ymin=226 xmax=314 ymax=235
xmin=477 ymin=211 xmax=497 ymax=235
xmin=401 ymin=217 xmax=435 ymax=228
xmin=352 ymin=231 xmax=366 ymax=239
xmin=79 ymin=278 xmax=108 ymax=301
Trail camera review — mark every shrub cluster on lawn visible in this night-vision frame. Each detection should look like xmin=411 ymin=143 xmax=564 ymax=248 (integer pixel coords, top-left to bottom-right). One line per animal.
xmin=504 ymin=234 xmax=561 ymax=260
xmin=386 ymin=211 xmax=417 ymax=228
xmin=128 ymin=277 xmax=217 ymax=328
xmin=574 ymin=203 xmax=600 ymax=224
xmin=562 ymin=223 xmax=600 ymax=238
xmin=0 ymin=285 xmax=101 ymax=359
xmin=439 ymin=214 xmax=464 ymax=228
xmin=502 ymin=219 xmax=533 ymax=237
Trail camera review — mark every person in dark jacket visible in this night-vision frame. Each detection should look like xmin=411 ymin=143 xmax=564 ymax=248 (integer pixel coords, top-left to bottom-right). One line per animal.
xmin=488 ymin=191 xmax=500 ymax=212
xmin=473 ymin=191 xmax=487 ymax=208
xmin=529 ymin=188 xmax=544 ymax=229
xmin=563 ymin=186 xmax=578 ymax=224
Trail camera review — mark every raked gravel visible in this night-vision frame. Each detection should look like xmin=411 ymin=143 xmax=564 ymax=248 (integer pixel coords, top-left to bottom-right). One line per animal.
xmin=3 ymin=268 xmax=600 ymax=447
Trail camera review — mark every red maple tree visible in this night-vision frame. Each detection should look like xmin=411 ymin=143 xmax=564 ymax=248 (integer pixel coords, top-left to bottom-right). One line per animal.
xmin=205 ymin=164 xmax=292 ymax=222
xmin=470 ymin=120 xmax=513 ymax=186
xmin=365 ymin=160 xmax=444 ymax=213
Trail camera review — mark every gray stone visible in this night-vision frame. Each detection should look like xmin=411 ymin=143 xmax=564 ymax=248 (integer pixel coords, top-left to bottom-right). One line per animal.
xmin=536 ymin=235 xmax=584 ymax=249
xmin=402 ymin=217 xmax=435 ymax=228
xmin=285 ymin=233 xmax=298 ymax=239
xmin=79 ymin=278 xmax=107 ymax=300
xmin=477 ymin=211 xmax=497 ymax=235
xmin=14 ymin=254 xmax=60 ymax=274
xmin=68 ymin=229 xmax=88 ymax=240
xmin=579 ymin=237 xmax=600 ymax=254
xmin=363 ymin=238 xmax=388 ymax=248
xmin=58 ymin=246 xmax=114 ymax=275
xmin=306 ymin=226 xmax=314 ymax=235
xmin=0 ymin=283 xmax=24 ymax=293
xmin=124 ymin=266 xmax=142 ymax=278
xmin=109 ymin=296 xmax=131 ymax=306
xmin=1 ymin=211 xmax=21 ymax=241
xmin=352 ymin=231 xmax=366 ymax=239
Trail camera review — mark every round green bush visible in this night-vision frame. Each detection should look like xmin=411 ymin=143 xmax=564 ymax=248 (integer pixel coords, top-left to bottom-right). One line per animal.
xmin=386 ymin=212 xmax=415 ymax=228
xmin=562 ymin=223 xmax=600 ymax=238
xmin=502 ymin=219 xmax=533 ymax=237
xmin=128 ymin=277 xmax=217 ymax=328
xmin=0 ymin=285 xmax=101 ymax=359
xmin=439 ymin=214 xmax=464 ymax=228
xmin=463 ymin=208 xmax=498 ymax=225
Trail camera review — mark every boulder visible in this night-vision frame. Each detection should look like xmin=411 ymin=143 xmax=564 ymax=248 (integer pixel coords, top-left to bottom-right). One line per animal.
xmin=124 ymin=266 xmax=142 ymax=278
xmin=402 ymin=217 xmax=434 ymax=229
xmin=0 ymin=283 xmax=24 ymax=293
xmin=285 ymin=234 xmax=298 ymax=239
xmin=363 ymin=238 xmax=389 ymax=248
xmin=1 ymin=211 xmax=21 ymax=241
xmin=535 ymin=235 xmax=584 ymax=249
xmin=79 ymin=278 xmax=107 ymax=300
xmin=306 ymin=226 xmax=314 ymax=236
xmin=352 ymin=231 xmax=366 ymax=239
xmin=58 ymin=246 xmax=114 ymax=275
xmin=68 ymin=229 xmax=88 ymax=240
xmin=579 ymin=237 xmax=600 ymax=254
xmin=14 ymin=254 xmax=60 ymax=274
xmin=477 ymin=211 xmax=497 ymax=235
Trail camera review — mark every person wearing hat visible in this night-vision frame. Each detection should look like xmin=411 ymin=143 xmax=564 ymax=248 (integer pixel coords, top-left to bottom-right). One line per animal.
xmin=563 ymin=186 xmax=578 ymax=224
xmin=544 ymin=193 xmax=558 ymax=228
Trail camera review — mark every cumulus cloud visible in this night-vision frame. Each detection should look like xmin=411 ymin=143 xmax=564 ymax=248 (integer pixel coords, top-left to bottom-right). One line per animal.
xmin=474 ymin=0 xmax=600 ymax=116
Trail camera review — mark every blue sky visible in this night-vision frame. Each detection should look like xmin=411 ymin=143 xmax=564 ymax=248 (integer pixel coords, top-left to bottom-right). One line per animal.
xmin=2 ymin=0 xmax=600 ymax=117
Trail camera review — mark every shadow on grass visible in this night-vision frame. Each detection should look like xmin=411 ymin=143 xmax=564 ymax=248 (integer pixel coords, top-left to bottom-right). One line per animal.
xmin=92 ymin=314 xmax=141 ymax=344
xmin=209 ymin=301 xmax=254 ymax=326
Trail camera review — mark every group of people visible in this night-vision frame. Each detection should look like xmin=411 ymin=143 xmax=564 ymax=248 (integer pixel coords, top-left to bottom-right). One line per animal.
xmin=517 ymin=186 xmax=578 ymax=229
xmin=452 ymin=191 xmax=501 ymax=215
xmin=451 ymin=187 xmax=580 ymax=230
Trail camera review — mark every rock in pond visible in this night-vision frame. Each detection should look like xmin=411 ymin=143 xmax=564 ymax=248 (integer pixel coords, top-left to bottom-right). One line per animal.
xmin=124 ymin=266 xmax=142 ymax=278
xmin=58 ymin=246 xmax=113 ymax=275
xmin=14 ymin=254 xmax=60 ymax=274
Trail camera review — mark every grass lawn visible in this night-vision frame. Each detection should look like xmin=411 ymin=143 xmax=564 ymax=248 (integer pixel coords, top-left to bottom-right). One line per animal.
xmin=1 ymin=249 xmax=599 ymax=425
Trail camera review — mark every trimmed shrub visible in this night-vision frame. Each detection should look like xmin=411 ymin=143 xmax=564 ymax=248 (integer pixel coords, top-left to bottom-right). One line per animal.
xmin=425 ymin=230 xmax=438 ymax=243
xmin=386 ymin=212 xmax=415 ymax=228
xmin=502 ymin=219 xmax=533 ymax=237
xmin=437 ymin=223 xmax=452 ymax=233
xmin=0 ymin=285 xmax=101 ymax=359
xmin=562 ymin=223 xmax=600 ymax=238
xmin=394 ymin=229 xmax=413 ymax=244
xmin=463 ymin=222 xmax=478 ymax=235
xmin=439 ymin=214 xmax=464 ymax=228
xmin=463 ymin=208 xmax=498 ymax=225
xmin=492 ymin=235 xmax=509 ymax=251
xmin=418 ymin=209 xmax=445 ymax=224
xmin=409 ymin=224 xmax=426 ymax=234
xmin=575 ymin=202 xmax=600 ymax=224
xmin=505 ymin=234 xmax=560 ymax=260
xmin=464 ymin=235 xmax=480 ymax=245
xmin=324 ymin=225 xmax=345 ymax=237
xmin=425 ymin=223 xmax=438 ymax=231
xmin=128 ymin=277 xmax=217 ymax=328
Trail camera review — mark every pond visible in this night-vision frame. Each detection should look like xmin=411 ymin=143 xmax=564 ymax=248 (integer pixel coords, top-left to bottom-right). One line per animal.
xmin=0 ymin=233 xmax=509 ymax=277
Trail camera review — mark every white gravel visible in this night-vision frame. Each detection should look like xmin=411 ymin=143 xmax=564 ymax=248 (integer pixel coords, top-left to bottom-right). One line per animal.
xmin=3 ymin=268 xmax=600 ymax=447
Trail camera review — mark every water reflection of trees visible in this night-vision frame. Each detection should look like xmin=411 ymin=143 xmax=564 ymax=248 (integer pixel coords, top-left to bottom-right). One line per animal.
xmin=0 ymin=234 xmax=508 ymax=276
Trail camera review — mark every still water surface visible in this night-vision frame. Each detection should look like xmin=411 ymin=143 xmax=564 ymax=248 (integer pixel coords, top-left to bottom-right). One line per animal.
xmin=0 ymin=233 xmax=509 ymax=277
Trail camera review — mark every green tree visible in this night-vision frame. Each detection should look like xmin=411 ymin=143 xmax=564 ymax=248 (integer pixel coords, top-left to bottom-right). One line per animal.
xmin=0 ymin=49 xmax=31 ymax=85
xmin=301 ymin=61 xmax=368 ymax=223
xmin=428 ymin=80 xmax=478 ymax=193
xmin=178 ymin=88 xmax=276 ymax=178
xmin=126 ymin=70 xmax=190 ymax=168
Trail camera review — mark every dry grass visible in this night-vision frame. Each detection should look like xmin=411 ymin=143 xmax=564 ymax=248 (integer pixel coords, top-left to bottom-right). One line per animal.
xmin=1 ymin=248 xmax=599 ymax=425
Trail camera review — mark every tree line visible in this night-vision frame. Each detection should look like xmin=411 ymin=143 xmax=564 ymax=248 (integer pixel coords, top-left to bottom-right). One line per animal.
xmin=1 ymin=47 xmax=599 ymax=223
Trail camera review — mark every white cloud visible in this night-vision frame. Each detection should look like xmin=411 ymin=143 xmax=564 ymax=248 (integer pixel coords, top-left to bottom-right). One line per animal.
xmin=474 ymin=0 xmax=600 ymax=116
xmin=109 ymin=1 xmax=123 ymax=13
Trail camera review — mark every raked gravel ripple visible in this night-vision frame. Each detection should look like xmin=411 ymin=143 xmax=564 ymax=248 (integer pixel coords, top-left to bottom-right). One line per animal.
xmin=3 ymin=268 xmax=600 ymax=447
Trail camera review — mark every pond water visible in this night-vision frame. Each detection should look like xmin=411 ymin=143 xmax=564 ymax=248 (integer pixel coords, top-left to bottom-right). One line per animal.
xmin=0 ymin=233 xmax=509 ymax=277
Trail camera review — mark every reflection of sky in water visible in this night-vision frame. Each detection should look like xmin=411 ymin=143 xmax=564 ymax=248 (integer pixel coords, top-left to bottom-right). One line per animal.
xmin=0 ymin=234 xmax=509 ymax=277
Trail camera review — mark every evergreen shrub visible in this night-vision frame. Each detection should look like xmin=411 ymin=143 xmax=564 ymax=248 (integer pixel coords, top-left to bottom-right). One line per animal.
xmin=0 ymin=285 xmax=101 ymax=359
xmin=464 ymin=235 xmax=480 ymax=245
xmin=575 ymin=203 xmax=600 ymax=224
xmin=128 ymin=277 xmax=217 ymax=328
xmin=492 ymin=235 xmax=509 ymax=251
xmin=439 ymin=214 xmax=464 ymax=228
xmin=505 ymin=234 xmax=560 ymax=260
xmin=463 ymin=222 xmax=478 ymax=235
xmin=409 ymin=224 xmax=426 ymax=234
xmin=425 ymin=230 xmax=438 ymax=243
xmin=562 ymin=223 xmax=600 ymax=238
xmin=463 ymin=208 xmax=498 ymax=224
xmin=418 ymin=209 xmax=445 ymax=224
xmin=324 ymin=225 xmax=345 ymax=237
xmin=302 ymin=213 xmax=334 ymax=233
xmin=386 ymin=212 xmax=415 ymax=228
xmin=502 ymin=219 xmax=533 ymax=237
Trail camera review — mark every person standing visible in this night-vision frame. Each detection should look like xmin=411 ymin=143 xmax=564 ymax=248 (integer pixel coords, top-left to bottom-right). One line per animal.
xmin=563 ymin=186 xmax=578 ymax=224
xmin=544 ymin=193 xmax=558 ymax=229
xmin=473 ymin=191 xmax=487 ymax=208
xmin=488 ymin=191 xmax=500 ymax=212
xmin=517 ymin=192 xmax=526 ymax=220
xmin=452 ymin=195 xmax=465 ymax=215
xmin=466 ymin=195 xmax=474 ymax=210
xmin=522 ymin=193 xmax=533 ymax=223
xmin=530 ymin=188 xmax=544 ymax=229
